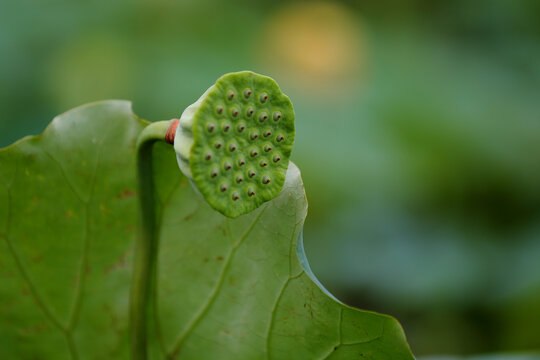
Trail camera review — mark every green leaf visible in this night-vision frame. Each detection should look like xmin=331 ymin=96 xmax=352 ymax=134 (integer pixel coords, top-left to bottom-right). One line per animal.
xmin=419 ymin=355 xmax=540 ymax=360
xmin=0 ymin=101 xmax=145 ymax=359
xmin=0 ymin=101 xmax=414 ymax=359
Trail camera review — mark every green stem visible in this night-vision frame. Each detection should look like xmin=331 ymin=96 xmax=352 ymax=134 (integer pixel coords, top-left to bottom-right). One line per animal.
xmin=130 ymin=120 xmax=173 ymax=360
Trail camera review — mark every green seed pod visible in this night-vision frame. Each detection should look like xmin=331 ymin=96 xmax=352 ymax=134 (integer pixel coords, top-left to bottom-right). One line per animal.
xmin=174 ymin=71 xmax=295 ymax=218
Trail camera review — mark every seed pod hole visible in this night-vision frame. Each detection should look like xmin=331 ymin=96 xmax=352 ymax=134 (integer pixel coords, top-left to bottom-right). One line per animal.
xmin=237 ymin=159 xmax=246 ymax=166
xmin=220 ymin=183 xmax=228 ymax=192
xmin=210 ymin=168 xmax=218 ymax=178
xmin=250 ymin=132 xmax=259 ymax=140
xmin=243 ymin=89 xmax=252 ymax=98
xmin=246 ymin=107 xmax=254 ymax=117
xmin=248 ymin=169 xmax=256 ymax=178
xmin=273 ymin=111 xmax=282 ymax=121
xmin=215 ymin=142 xmax=222 ymax=149
xmin=236 ymin=175 xmax=243 ymax=183
xmin=264 ymin=145 xmax=272 ymax=152
xmin=263 ymin=130 xmax=272 ymax=137
xmin=232 ymin=192 xmax=240 ymax=201
xmin=224 ymin=161 xmax=232 ymax=171
xmin=260 ymin=160 xmax=268 ymax=167
xmin=250 ymin=149 xmax=258 ymax=157
xmin=227 ymin=91 xmax=235 ymax=100
xmin=260 ymin=93 xmax=268 ymax=103
xmin=222 ymin=123 xmax=230 ymax=132
xmin=273 ymin=155 xmax=281 ymax=163
xmin=262 ymin=175 xmax=271 ymax=184
xmin=207 ymin=123 xmax=216 ymax=132
xmin=259 ymin=113 xmax=268 ymax=123
xmin=216 ymin=106 xmax=224 ymax=114
xmin=205 ymin=152 xmax=212 ymax=160
xmin=229 ymin=144 xmax=237 ymax=152
xmin=247 ymin=188 xmax=255 ymax=197
xmin=231 ymin=108 xmax=239 ymax=117
xmin=237 ymin=124 xmax=245 ymax=132
xmin=276 ymin=134 xmax=284 ymax=142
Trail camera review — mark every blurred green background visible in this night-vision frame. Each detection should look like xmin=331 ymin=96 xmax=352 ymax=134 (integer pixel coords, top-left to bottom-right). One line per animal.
xmin=1 ymin=0 xmax=540 ymax=358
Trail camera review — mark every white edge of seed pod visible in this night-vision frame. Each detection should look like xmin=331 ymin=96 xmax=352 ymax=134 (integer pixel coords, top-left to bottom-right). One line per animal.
xmin=174 ymin=85 xmax=214 ymax=180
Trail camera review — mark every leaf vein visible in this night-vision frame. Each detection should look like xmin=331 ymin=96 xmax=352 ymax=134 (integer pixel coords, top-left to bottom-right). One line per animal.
xmin=167 ymin=205 xmax=269 ymax=359
xmin=3 ymin=186 xmax=67 ymax=332
xmin=265 ymin=270 xmax=305 ymax=360
xmin=66 ymin=124 xmax=112 ymax=334
xmin=42 ymin=150 xmax=88 ymax=204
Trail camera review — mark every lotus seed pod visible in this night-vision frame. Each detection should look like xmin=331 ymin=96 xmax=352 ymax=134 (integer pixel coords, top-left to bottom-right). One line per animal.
xmin=174 ymin=71 xmax=295 ymax=218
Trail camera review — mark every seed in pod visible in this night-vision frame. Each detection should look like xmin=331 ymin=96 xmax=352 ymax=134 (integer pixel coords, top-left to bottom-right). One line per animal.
xmin=260 ymin=93 xmax=268 ymax=103
xmin=247 ymin=187 xmax=255 ymax=197
xmin=262 ymin=175 xmax=271 ymax=184
xmin=273 ymin=111 xmax=282 ymax=121
xmin=232 ymin=192 xmax=240 ymax=201
xmin=244 ymin=88 xmax=252 ymax=98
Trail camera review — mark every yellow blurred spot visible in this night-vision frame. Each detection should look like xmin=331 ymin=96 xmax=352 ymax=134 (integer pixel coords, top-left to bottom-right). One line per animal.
xmin=258 ymin=2 xmax=367 ymax=96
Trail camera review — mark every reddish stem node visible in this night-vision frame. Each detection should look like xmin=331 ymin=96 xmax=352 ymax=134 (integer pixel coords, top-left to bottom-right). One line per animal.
xmin=165 ymin=119 xmax=180 ymax=144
